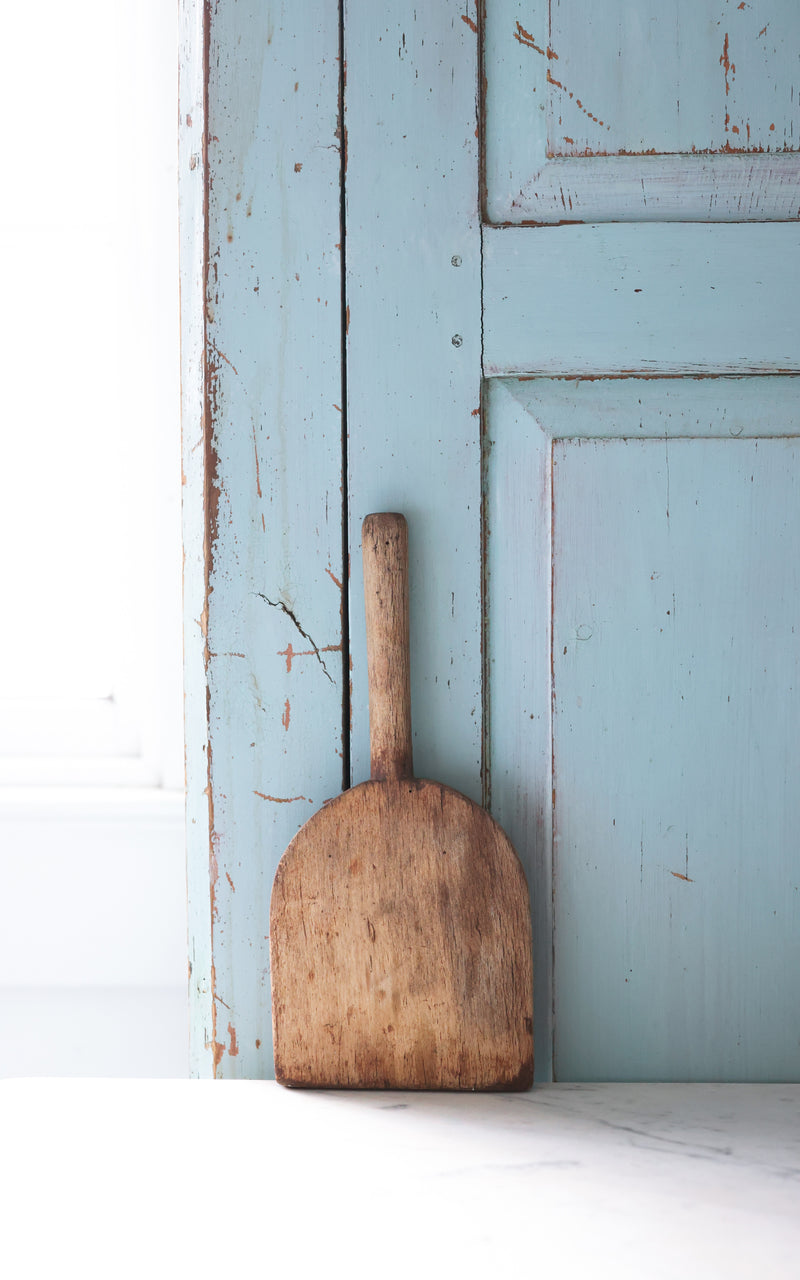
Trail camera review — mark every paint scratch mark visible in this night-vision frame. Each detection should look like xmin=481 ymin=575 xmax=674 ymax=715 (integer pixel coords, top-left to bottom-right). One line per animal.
xmin=461 ymin=13 xmax=477 ymax=34
xmin=513 ymin=22 xmax=611 ymax=133
xmin=720 ymin=33 xmax=735 ymax=133
xmin=256 ymin=593 xmax=335 ymax=683
xmin=252 ymin=419 xmax=263 ymax=499
xmin=209 ymin=832 xmax=220 ymax=922
xmin=281 ymin=698 xmax=291 ymax=730
xmin=326 ymin=566 xmax=343 ymax=590
xmin=278 ymin=641 xmax=342 ymax=674
xmin=254 ymin=791 xmax=311 ymax=804
xmin=209 ymin=341 xmax=239 ymax=377
xmin=671 ymin=871 xmax=694 ymax=882
xmin=514 ymin=21 xmax=557 ymax=59
xmin=548 ymin=69 xmax=608 ymax=129
xmin=225 ymin=871 xmax=235 ymax=891
xmin=228 ymin=1023 xmax=239 ymax=1056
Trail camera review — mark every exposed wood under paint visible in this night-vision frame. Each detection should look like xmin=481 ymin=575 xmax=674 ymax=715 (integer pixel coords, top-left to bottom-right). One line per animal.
xmin=180 ymin=0 xmax=344 ymax=1078
xmin=484 ymin=0 xmax=800 ymax=222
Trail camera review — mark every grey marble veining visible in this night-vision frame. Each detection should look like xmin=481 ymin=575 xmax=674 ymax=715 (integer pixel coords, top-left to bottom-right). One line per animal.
xmin=3 ymin=1080 xmax=799 ymax=1279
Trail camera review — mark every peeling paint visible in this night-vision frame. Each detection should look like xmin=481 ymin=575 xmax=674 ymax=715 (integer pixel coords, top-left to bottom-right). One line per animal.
xmin=279 ymin=640 xmax=343 ymax=673
xmin=256 ymin=592 xmax=336 ymax=684
xmin=513 ymin=20 xmax=558 ymax=61
xmin=253 ymin=791 xmax=311 ymax=804
xmin=512 ymin=21 xmax=610 ymax=134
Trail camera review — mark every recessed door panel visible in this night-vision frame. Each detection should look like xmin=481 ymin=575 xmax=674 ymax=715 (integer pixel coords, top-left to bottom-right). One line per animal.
xmin=553 ymin=433 xmax=799 ymax=1080
xmin=484 ymin=0 xmax=800 ymax=221
xmin=486 ymin=378 xmax=800 ymax=1080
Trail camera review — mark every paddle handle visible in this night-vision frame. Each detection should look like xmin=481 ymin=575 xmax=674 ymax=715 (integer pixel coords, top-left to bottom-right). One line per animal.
xmin=362 ymin=513 xmax=413 ymax=781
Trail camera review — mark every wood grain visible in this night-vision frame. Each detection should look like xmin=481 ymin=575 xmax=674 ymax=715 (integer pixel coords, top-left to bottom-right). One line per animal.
xmin=363 ymin=514 xmax=413 ymax=781
xmin=270 ymin=514 xmax=533 ymax=1089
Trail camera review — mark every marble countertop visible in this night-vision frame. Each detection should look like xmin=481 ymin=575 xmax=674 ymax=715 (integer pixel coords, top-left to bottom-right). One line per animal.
xmin=2 ymin=1080 xmax=798 ymax=1278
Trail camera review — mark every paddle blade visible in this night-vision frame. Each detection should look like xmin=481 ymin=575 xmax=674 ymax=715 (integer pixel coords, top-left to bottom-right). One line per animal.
xmin=270 ymin=778 xmax=533 ymax=1090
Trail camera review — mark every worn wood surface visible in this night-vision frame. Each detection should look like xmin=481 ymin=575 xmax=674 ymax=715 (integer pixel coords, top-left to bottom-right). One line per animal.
xmin=183 ymin=0 xmax=800 ymax=1085
xmin=271 ymin=514 xmax=533 ymax=1089
xmin=363 ymin=515 xmax=413 ymax=782
xmin=180 ymin=0 xmax=344 ymax=1077
xmin=484 ymin=0 xmax=800 ymax=222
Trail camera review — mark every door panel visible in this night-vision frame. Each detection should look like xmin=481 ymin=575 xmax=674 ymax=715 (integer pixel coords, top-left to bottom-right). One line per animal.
xmin=185 ymin=0 xmax=800 ymax=1082
xmin=551 ymin=431 xmax=799 ymax=1080
xmin=479 ymin=0 xmax=800 ymax=1081
xmin=484 ymin=0 xmax=800 ymax=221
xmin=486 ymin=378 xmax=800 ymax=1080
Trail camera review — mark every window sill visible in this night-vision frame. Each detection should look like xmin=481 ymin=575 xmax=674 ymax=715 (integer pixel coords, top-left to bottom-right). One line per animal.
xmin=0 ymin=786 xmax=185 ymax=824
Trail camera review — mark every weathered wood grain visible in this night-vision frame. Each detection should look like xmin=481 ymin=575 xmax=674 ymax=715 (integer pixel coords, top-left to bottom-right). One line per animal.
xmin=271 ymin=777 xmax=534 ymax=1089
xmin=363 ymin=514 xmax=413 ymax=782
xmin=271 ymin=514 xmax=533 ymax=1089
xmin=180 ymin=0 xmax=344 ymax=1078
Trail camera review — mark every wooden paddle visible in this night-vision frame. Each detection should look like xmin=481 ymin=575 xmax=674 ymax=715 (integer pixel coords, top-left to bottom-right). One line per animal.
xmin=270 ymin=513 xmax=533 ymax=1089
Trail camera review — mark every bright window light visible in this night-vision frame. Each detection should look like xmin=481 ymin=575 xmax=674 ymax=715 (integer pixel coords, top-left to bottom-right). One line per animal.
xmin=0 ymin=0 xmax=182 ymax=789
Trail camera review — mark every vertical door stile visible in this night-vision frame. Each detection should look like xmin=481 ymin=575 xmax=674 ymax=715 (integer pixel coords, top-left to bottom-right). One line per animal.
xmin=344 ymin=2 xmax=484 ymax=801
xmin=181 ymin=0 xmax=346 ymax=1078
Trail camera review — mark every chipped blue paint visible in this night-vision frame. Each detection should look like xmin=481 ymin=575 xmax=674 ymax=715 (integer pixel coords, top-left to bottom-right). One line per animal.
xmin=484 ymin=0 xmax=800 ymax=221
xmin=180 ymin=0 xmax=344 ymax=1078
xmin=344 ymin=0 xmax=483 ymax=800
xmin=486 ymin=379 xmax=800 ymax=1081
xmin=183 ymin=0 xmax=800 ymax=1083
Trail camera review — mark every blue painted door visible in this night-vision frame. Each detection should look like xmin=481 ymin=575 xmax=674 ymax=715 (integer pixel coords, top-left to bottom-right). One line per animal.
xmin=184 ymin=0 xmax=799 ymax=1081
xmin=479 ymin=1 xmax=800 ymax=1080
xmin=346 ymin=0 xmax=800 ymax=1082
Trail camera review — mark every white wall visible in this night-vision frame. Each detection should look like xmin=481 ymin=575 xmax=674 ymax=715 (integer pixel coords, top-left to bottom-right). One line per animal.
xmin=0 ymin=793 xmax=187 ymax=1076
